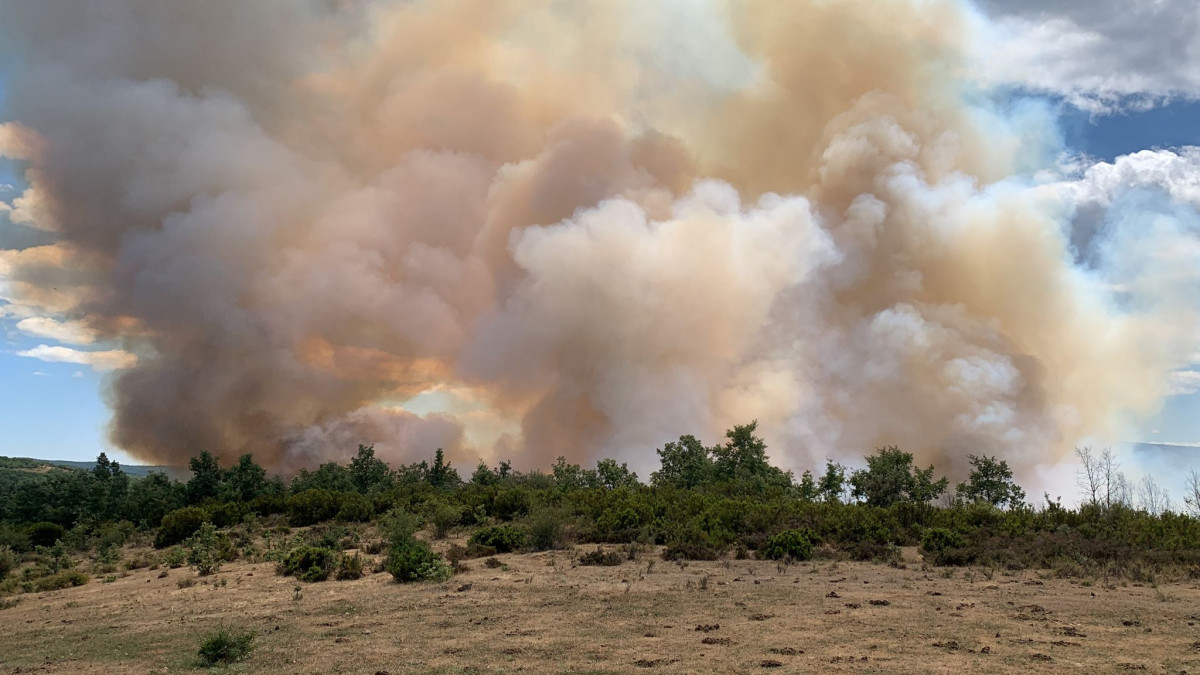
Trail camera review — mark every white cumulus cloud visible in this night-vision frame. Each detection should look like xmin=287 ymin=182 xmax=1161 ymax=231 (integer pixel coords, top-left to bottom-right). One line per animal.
xmin=976 ymin=0 xmax=1200 ymax=111
xmin=17 ymin=344 xmax=136 ymax=371
xmin=15 ymin=316 xmax=97 ymax=344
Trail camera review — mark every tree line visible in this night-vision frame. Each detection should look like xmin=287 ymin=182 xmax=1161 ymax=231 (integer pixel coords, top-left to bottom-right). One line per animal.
xmin=2 ymin=422 xmax=1199 ymax=579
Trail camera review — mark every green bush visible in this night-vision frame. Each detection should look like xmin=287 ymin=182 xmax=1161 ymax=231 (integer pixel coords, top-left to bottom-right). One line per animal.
xmin=198 ymin=628 xmax=255 ymax=667
xmin=0 ymin=546 xmax=14 ymax=581
xmin=578 ymin=547 xmax=623 ymax=566
xmin=920 ymin=527 xmax=971 ymax=566
xmin=336 ymin=492 xmax=373 ymax=523
xmin=760 ymin=529 xmax=814 ymax=561
xmin=335 ymin=553 xmax=364 ymax=580
xmin=286 ymin=489 xmax=340 ymax=527
xmin=31 ymin=569 xmax=89 ymax=592
xmin=430 ymin=503 xmax=462 ymax=539
xmin=156 ymin=507 xmax=208 ymax=549
xmin=164 ymin=546 xmax=187 ymax=568
xmin=27 ymin=522 xmax=66 ymax=549
xmin=385 ymin=538 xmax=451 ymax=583
xmin=276 ymin=545 xmax=337 ymax=582
xmin=528 ymin=508 xmax=568 ymax=551
xmin=468 ymin=525 xmax=525 ymax=553
xmin=186 ymin=523 xmax=223 ymax=576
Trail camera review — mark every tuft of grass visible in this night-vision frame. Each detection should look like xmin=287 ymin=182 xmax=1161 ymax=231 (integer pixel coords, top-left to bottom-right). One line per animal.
xmin=197 ymin=627 xmax=255 ymax=667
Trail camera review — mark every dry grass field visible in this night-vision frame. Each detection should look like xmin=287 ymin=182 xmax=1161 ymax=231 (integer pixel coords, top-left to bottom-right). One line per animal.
xmin=2 ymin=541 xmax=1199 ymax=674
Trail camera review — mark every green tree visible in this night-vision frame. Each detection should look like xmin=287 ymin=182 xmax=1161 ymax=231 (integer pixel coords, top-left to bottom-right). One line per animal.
xmin=220 ymin=454 xmax=267 ymax=503
xmin=126 ymin=472 xmax=184 ymax=527
xmin=849 ymin=446 xmax=948 ymax=508
xmin=798 ymin=470 xmax=819 ymax=501
xmin=551 ymin=457 xmax=600 ymax=490
xmin=348 ymin=444 xmax=390 ymax=493
xmin=956 ymin=454 xmax=1026 ymax=509
xmin=186 ymin=451 xmax=222 ymax=505
xmin=651 ymin=435 xmax=713 ymax=489
xmin=595 ymin=458 xmax=638 ymax=489
xmin=89 ymin=452 xmax=129 ymax=521
xmin=428 ymin=449 xmax=460 ymax=488
xmin=818 ymin=461 xmax=847 ymax=503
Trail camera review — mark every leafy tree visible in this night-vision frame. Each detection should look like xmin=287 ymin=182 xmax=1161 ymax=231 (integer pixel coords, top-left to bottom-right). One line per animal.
xmin=290 ymin=462 xmax=353 ymax=493
xmin=470 ymin=462 xmax=498 ymax=487
xmin=428 ymin=449 xmax=460 ymax=488
xmin=651 ymin=435 xmax=713 ymax=489
xmin=220 ymin=454 xmax=267 ymax=503
xmin=89 ymin=452 xmax=129 ymax=521
xmin=711 ymin=421 xmax=780 ymax=484
xmin=126 ymin=472 xmax=185 ymax=528
xmin=956 ymin=454 xmax=1026 ymax=509
xmin=818 ymin=461 xmax=847 ymax=503
xmin=849 ymin=446 xmax=948 ymax=508
xmin=551 ymin=457 xmax=600 ymax=491
xmin=798 ymin=470 xmax=819 ymax=501
xmin=595 ymin=459 xmax=638 ymax=489
xmin=186 ymin=451 xmax=222 ymax=505
xmin=348 ymin=444 xmax=390 ymax=493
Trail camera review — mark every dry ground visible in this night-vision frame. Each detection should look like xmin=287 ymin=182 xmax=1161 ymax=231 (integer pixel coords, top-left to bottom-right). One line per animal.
xmin=2 ymin=543 xmax=1199 ymax=674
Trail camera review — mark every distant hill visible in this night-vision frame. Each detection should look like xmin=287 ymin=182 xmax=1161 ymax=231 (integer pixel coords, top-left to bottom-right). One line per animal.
xmin=0 ymin=456 xmax=186 ymax=479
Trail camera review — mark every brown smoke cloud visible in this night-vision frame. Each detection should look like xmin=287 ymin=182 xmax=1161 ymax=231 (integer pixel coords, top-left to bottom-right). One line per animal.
xmin=0 ymin=0 xmax=1194 ymax=479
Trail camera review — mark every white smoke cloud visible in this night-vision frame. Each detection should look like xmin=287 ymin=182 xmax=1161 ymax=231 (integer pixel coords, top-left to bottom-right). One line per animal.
xmin=0 ymin=0 xmax=1197 ymax=484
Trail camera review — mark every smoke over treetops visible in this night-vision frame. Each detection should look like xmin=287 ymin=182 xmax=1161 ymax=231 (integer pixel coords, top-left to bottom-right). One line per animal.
xmin=1 ymin=0 xmax=1197 ymax=482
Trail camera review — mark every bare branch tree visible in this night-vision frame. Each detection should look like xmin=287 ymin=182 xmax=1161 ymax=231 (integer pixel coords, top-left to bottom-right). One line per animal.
xmin=1184 ymin=469 xmax=1200 ymax=518
xmin=1075 ymin=446 xmax=1100 ymax=506
xmin=1137 ymin=474 xmax=1171 ymax=516
xmin=1099 ymin=447 xmax=1121 ymax=508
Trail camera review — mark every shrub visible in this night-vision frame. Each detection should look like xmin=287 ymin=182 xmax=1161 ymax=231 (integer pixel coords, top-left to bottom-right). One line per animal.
xmin=468 ymin=525 xmax=525 ymax=553
xmin=276 ymin=546 xmax=337 ymax=582
xmin=32 ymin=569 xmax=89 ymax=592
xmin=156 ymin=507 xmax=208 ymax=549
xmin=286 ymin=489 xmax=340 ymax=527
xmin=27 ymin=522 xmax=66 ymax=549
xmin=430 ymin=503 xmax=462 ymax=539
xmin=336 ymin=492 xmax=373 ymax=523
xmin=386 ymin=538 xmax=451 ymax=583
xmin=206 ymin=503 xmax=244 ymax=529
xmin=186 ymin=523 xmax=223 ymax=576
xmin=335 ymin=553 xmax=364 ymax=580
xmin=920 ymin=527 xmax=971 ymax=566
xmin=198 ymin=628 xmax=255 ymax=667
xmin=0 ymin=546 xmax=14 ymax=581
xmin=164 ymin=546 xmax=187 ymax=568
xmin=578 ymin=547 xmax=623 ymax=566
xmin=760 ymin=529 xmax=814 ymax=561
xmin=528 ymin=508 xmax=568 ymax=551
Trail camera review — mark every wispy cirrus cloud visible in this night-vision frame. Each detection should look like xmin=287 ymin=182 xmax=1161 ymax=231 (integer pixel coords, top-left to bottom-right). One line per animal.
xmin=17 ymin=344 xmax=136 ymax=371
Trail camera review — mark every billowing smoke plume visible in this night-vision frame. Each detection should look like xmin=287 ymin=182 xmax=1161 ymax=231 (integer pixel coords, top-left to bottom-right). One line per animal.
xmin=1 ymin=0 xmax=1196 ymax=479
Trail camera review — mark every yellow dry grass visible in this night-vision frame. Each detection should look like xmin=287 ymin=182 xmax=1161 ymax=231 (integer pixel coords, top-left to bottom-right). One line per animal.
xmin=1 ymin=543 xmax=1198 ymax=673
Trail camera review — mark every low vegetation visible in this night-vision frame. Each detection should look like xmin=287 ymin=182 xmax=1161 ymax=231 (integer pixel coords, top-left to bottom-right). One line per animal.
xmin=197 ymin=628 xmax=255 ymax=667
xmin=0 ymin=425 xmax=1198 ymax=614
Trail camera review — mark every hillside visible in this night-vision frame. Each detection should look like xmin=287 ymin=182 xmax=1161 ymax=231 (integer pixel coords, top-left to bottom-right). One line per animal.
xmin=0 ymin=456 xmax=183 ymax=479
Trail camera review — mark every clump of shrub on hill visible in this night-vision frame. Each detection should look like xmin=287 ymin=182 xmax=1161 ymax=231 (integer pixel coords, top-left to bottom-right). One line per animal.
xmin=760 ymin=529 xmax=814 ymax=561
xmin=198 ymin=628 xmax=255 ymax=667
xmin=468 ymin=524 xmax=525 ymax=555
xmin=156 ymin=507 xmax=208 ymax=549
xmin=276 ymin=545 xmax=338 ymax=582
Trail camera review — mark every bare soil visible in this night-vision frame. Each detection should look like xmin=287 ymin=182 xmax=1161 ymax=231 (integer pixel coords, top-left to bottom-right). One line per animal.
xmin=2 ymin=543 xmax=1199 ymax=674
